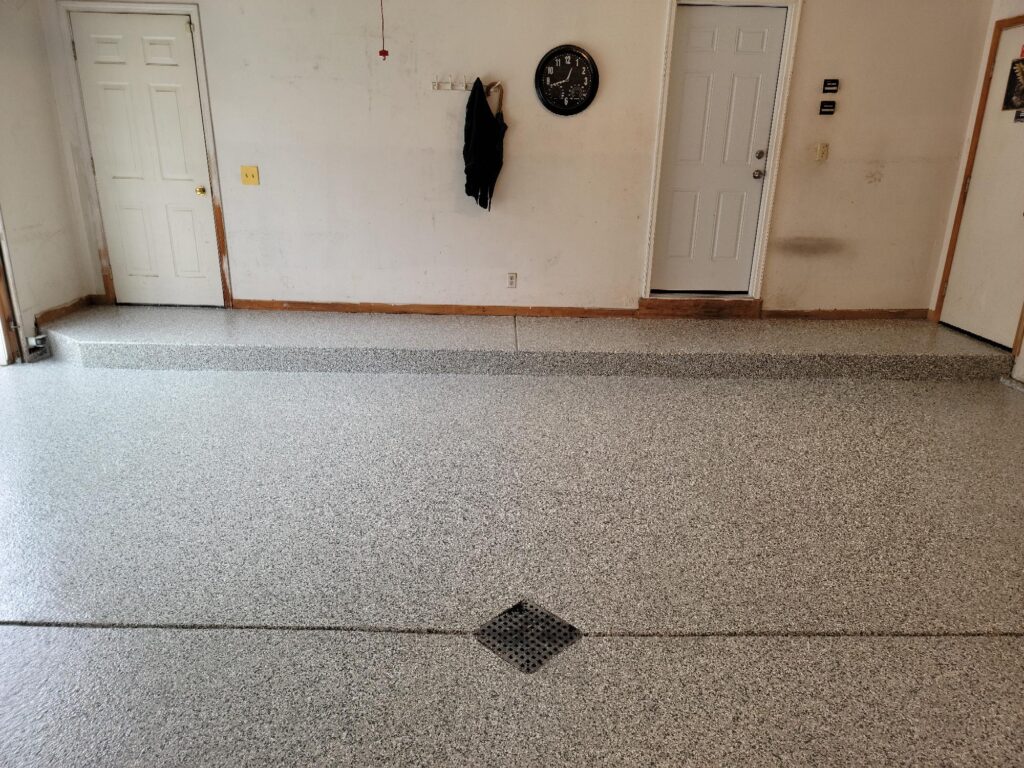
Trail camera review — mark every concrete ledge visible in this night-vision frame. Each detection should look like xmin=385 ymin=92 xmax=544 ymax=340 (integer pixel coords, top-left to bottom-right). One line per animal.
xmin=45 ymin=306 xmax=1014 ymax=380
xmin=48 ymin=339 xmax=1012 ymax=380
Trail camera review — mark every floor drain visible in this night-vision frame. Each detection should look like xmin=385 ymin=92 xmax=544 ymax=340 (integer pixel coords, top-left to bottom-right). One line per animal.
xmin=474 ymin=600 xmax=580 ymax=674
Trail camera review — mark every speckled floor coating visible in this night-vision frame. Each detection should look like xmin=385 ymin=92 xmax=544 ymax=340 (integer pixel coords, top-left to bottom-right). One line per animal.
xmin=2 ymin=628 xmax=1021 ymax=767
xmin=45 ymin=306 xmax=1012 ymax=378
xmin=516 ymin=315 xmax=1001 ymax=355
xmin=2 ymin=360 xmax=1023 ymax=765
xmin=48 ymin=305 xmax=517 ymax=349
xmin=2 ymin=362 xmax=1022 ymax=632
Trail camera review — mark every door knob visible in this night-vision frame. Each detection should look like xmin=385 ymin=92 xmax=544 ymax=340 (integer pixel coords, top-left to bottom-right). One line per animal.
xmin=752 ymin=170 xmax=765 ymax=180
xmin=195 ymin=186 xmax=207 ymax=196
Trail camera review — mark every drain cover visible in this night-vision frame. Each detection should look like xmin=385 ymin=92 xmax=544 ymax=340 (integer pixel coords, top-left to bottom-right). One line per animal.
xmin=474 ymin=600 xmax=580 ymax=673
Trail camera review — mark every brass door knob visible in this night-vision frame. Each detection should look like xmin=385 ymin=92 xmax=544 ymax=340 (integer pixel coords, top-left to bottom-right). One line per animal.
xmin=195 ymin=186 xmax=207 ymax=196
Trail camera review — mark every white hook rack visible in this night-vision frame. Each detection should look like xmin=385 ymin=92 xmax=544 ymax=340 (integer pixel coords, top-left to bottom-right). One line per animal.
xmin=432 ymin=74 xmax=474 ymax=91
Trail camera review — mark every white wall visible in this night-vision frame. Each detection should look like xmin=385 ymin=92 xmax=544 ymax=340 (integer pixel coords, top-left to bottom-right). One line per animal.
xmin=201 ymin=0 xmax=667 ymax=308
xmin=0 ymin=0 xmax=91 ymax=345
xmin=35 ymin=0 xmax=994 ymax=312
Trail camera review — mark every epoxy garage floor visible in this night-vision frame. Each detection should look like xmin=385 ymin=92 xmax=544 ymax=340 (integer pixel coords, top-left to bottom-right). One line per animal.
xmin=1 ymin=313 xmax=1023 ymax=766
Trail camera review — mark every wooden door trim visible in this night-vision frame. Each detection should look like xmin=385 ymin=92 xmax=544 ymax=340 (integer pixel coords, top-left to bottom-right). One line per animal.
xmin=934 ymin=13 xmax=1024 ymax=358
xmin=58 ymin=1 xmax=232 ymax=307
xmin=0 ymin=246 xmax=21 ymax=364
xmin=1014 ymin=297 xmax=1024 ymax=356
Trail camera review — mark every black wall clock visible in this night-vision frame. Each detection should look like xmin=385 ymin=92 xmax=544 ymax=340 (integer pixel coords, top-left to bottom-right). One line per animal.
xmin=535 ymin=45 xmax=599 ymax=116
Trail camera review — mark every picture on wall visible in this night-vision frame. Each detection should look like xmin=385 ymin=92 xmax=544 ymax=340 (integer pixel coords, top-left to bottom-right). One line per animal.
xmin=1002 ymin=58 xmax=1024 ymax=110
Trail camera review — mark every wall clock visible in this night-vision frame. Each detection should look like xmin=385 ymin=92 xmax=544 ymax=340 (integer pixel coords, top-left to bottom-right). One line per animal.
xmin=535 ymin=45 xmax=599 ymax=116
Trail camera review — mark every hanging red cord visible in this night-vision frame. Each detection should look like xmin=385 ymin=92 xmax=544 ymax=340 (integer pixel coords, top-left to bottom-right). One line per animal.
xmin=378 ymin=0 xmax=389 ymax=60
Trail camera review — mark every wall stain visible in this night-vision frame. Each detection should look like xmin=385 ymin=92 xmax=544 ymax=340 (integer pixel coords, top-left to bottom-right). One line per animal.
xmin=772 ymin=236 xmax=848 ymax=256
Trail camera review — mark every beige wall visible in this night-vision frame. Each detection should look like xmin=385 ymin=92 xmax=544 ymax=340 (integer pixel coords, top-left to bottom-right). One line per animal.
xmin=32 ymin=0 xmax=994 ymax=312
xmin=0 ymin=0 xmax=90 ymax=348
xmin=761 ymin=0 xmax=992 ymax=311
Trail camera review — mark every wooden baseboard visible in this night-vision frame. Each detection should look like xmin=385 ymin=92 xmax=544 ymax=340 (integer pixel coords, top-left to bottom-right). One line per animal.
xmin=34 ymin=294 xmax=114 ymax=329
xmin=236 ymin=298 xmax=930 ymax=321
xmin=32 ymin=293 xmax=935 ymax=326
xmin=761 ymin=308 xmax=929 ymax=320
xmin=233 ymin=299 xmax=636 ymax=318
xmin=638 ymin=297 xmax=762 ymax=319
xmin=235 ymin=297 xmax=769 ymax=319
xmin=34 ymin=296 xmax=93 ymax=328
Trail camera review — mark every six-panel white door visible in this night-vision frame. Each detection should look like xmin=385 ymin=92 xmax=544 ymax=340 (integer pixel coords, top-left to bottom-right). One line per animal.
xmin=941 ymin=24 xmax=1024 ymax=347
xmin=72 ymin=12 xmax=223 ymax=306
xmin=652 ymin=5 xmax=787 ymax=293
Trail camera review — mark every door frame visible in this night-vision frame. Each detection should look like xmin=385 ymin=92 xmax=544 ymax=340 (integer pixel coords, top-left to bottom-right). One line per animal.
xmin=55 ymin=0 xmax=233 ymax=307
xmin=933 ymin=14 xmax=1024 ymax=357
xmin=0 ymin=204 xmax=25 ymax=364
xmin=643 ymin=0 xmax=802 ymax=299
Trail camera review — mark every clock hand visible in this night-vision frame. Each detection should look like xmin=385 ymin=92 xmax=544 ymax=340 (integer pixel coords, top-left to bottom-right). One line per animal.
xmin=553 ymin=68 xmax=574 ymax=87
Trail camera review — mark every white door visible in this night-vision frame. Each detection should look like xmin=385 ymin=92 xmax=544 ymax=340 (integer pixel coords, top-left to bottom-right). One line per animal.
xmin=71 ymin=12 xmax=223 ymax=306
xmin=652 ymin=5 xmax=787 ymax=293
xmin=942 ymin=24 xmax=1024 ymax=347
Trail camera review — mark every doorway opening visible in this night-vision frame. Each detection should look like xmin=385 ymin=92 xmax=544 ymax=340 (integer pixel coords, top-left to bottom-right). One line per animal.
xmin=646 ymin=1 xmax=799 ymax=299
xmin=934 ymin=14 xmax=1024 ymax=357
xmin=61 ymin=2 xmax=231 ymax=308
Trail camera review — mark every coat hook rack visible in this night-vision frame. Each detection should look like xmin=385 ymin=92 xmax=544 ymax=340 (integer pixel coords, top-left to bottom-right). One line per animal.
xmin=432 ymin=74 xmax=475 ymax=91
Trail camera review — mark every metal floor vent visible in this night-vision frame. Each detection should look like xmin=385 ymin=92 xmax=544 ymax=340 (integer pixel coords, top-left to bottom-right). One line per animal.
xmin=474 ymin=600 xmax=580 ymax=674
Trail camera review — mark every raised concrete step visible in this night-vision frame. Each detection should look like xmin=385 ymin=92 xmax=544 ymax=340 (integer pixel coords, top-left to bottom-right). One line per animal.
xmin=45 ymin=306 xmax=1013 ymax=380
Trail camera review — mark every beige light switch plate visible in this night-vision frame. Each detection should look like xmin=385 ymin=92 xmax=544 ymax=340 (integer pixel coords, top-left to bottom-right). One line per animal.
xmin=241 ymin=165 xmax=260 ymax=185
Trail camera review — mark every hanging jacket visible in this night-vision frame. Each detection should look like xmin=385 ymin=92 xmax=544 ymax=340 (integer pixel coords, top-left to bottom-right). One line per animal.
xmin=464 ymin=78 xmax=507 ymax=210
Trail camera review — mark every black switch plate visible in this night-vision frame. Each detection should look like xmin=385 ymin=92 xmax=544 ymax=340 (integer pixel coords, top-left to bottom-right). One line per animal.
xmin=823 ymin=79 xmax=840 ymax=93
xmin=819 ymin=100 xmax=837 ymax=116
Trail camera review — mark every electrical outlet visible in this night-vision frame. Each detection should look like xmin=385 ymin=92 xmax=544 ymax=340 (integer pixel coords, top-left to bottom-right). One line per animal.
xmin=507 ymin=272 xmax=517 ymax=289
xmin=241 ymin=165 xmax=260 ymax=185
xmin=815 ymin=143 xmax=830 ymax=162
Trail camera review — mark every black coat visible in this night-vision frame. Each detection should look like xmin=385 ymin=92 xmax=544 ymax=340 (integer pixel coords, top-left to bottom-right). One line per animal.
xmin=464 ymin=78 xmax=507 ymax=210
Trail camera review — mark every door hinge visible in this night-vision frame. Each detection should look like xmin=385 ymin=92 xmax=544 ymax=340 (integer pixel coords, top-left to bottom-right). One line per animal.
xmin=8 ymin=319 xmax=19 ymax=331
xmin=71 ymin=40 xmax=77 ymax=60
xmin=90 ymin=156 xmax=96 ymax=175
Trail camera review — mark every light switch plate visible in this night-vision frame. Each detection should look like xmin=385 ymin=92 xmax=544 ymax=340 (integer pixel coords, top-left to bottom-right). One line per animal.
xmin=241 ymin=165 xmax=260 ymax=185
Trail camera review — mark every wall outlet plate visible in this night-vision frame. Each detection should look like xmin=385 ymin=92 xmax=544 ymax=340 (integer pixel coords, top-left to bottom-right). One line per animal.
xmin=507 ymin=272 xmax=517 ymax=289
xmin=241 ymin=165 xmax=260 ymax=185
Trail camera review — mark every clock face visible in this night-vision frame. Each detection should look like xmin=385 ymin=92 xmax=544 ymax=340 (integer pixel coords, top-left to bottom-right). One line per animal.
xmin=535 ymin=45 xmax=599 ymax=116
